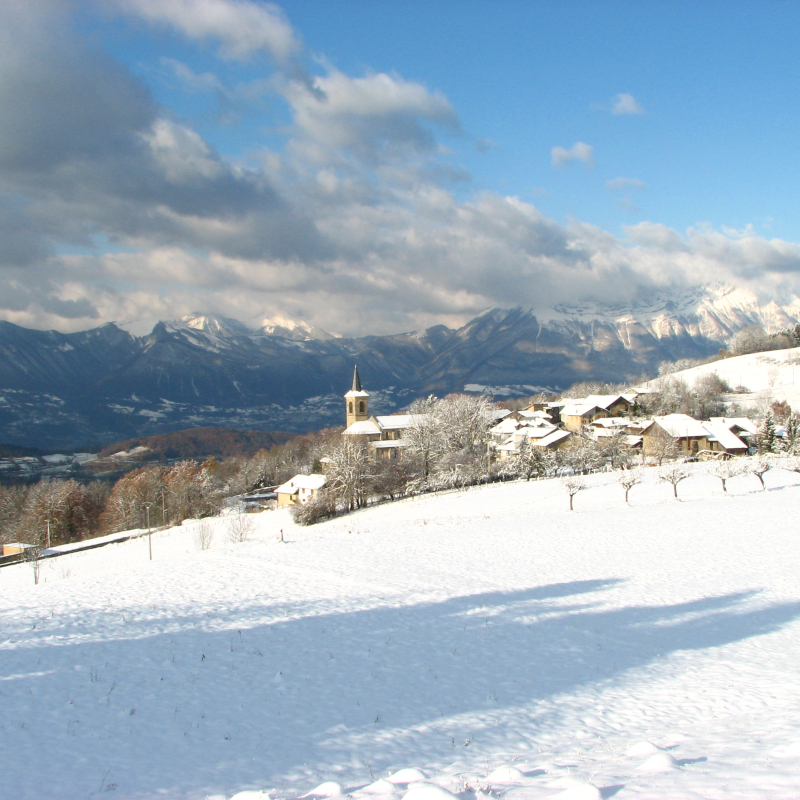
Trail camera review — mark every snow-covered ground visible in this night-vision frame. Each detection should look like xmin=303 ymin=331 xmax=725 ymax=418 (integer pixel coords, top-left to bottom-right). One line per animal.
xmin=645 ymin=345 xmax=800 ymax=412
xmin=3 ymin=465 xmax=800 ymax=799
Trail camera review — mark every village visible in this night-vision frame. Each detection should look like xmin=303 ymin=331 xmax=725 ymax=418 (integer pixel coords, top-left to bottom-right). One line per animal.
xmin=273 ymin=364 xmax=790 ymax=512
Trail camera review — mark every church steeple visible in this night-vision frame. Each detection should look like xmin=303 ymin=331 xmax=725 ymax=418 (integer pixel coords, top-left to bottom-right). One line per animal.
xmin=344 ymin=365 xmax=369 ymax=428
xmin=350 ymin=365 xmax=362 ymax=393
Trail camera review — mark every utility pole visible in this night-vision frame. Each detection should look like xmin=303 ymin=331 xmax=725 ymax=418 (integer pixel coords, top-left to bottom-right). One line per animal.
xmin=44 ymin=518 xmax=51 ymax=549
xmin=144 ymin=502 xmax=153 ymax=561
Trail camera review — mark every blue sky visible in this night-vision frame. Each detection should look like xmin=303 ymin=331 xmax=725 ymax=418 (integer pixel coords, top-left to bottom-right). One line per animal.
xmin=1 ymin=0 xmax=799 ymax=334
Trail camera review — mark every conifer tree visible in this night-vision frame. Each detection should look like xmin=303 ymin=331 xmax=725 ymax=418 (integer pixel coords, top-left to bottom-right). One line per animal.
xmin=758 ymin=411 xmax=778 ymax=454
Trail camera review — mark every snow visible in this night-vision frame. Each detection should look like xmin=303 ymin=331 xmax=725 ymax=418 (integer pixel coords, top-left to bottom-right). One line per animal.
xmin=3 ymin=464 xmax=800 ymax=798
xmin=649 ymin=346 xmax=800 ymax=410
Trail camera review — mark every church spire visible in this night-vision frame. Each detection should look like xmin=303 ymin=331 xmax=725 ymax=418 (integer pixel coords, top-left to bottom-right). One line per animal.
xmin=344 ymin=364 xmax=369 ymax=428
xmin=351 ymin=364 xmax=362 ymax=393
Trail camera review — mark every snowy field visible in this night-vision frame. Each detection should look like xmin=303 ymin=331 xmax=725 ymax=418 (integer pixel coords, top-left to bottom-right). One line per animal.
xmin=3 ymin=465 xmax=800 ymax=799
xmin=646 ymin=345 xmax=800 ymax=411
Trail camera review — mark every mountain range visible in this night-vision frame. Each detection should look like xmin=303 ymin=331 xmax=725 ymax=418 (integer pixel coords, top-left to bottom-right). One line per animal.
xmin=2 ymin=285 xmax=799 ymax=450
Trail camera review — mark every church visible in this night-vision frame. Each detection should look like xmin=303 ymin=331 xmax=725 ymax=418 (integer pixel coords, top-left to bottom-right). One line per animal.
xmin=342 ymin=366 xmax=423 ymax=458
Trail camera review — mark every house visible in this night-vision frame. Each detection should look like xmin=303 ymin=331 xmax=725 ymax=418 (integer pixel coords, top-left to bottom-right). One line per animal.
xmin=495 ymin=426 xmax=572 ymax=459
xmin=276 ymin=474 xmax=327 ymax=507
xmin=641 ymin=414 xmax=711 ymax=458
xmin=641 ymin=413 xmax=752 ymax=459
xmin=560 ymin=403 xmax=607 ymax=431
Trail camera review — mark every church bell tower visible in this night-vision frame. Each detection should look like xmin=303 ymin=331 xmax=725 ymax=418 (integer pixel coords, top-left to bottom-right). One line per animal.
xmin=344 ymin=365 xmax=369 ymax=428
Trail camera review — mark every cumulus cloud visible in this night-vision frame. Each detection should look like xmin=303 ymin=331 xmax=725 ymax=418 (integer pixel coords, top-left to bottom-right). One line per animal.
xmin=551 ymin=142 xmax=595 ymax=169
xmin=282 ymin=68 xmax=461 ymax=171
xmin=0 ymin=1 xmax=799 ymax=337
xmin=612 ymin=92 xmax=644 ymax=114
xmin=116 ymin=0 xmax=301 ymax=62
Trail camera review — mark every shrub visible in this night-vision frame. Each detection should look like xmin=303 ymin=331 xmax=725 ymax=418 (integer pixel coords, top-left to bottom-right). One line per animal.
xmin=291 ymin=491 xmax=336 ymax=526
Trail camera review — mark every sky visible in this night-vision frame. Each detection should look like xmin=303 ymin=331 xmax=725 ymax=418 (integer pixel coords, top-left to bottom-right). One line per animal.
xmin=2 ymin=0 xmax=800 ymax=336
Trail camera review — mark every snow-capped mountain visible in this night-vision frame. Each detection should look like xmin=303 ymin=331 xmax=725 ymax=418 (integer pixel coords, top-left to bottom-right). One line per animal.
xmin=1 ymin=286 xmax=799 ymax=449
xmin=259 ymin=316 xmax=335 ymax=341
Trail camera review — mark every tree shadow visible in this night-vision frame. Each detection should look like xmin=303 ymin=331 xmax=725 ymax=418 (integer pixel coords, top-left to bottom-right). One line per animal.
xmin=2 ymin=578 xmax=799 ymax=799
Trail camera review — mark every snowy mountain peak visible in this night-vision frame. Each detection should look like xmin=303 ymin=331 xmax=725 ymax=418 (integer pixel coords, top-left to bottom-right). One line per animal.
xmin=259 ymin=316 xmax=335 ymax=341
xmin=531 ymin=285 xmax=800 ymax=341
xmin=172 ymin=313 xmax=254 ymax=337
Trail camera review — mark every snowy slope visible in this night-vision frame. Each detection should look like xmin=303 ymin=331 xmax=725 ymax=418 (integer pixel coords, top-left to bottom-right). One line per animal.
xmin=3 ymin=466 xmax=800 ymax=799
xmin=646 ymin=346 xmax=800 ymax=411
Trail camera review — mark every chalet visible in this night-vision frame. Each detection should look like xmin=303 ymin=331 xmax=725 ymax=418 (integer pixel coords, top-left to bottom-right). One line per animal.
xmin=559 ymin=394 xmax=636 ymax=431
xmin=641 ymin=414 xmax=752 ymax=459
xmin=276 ymin=474 xmax=327 ymax=507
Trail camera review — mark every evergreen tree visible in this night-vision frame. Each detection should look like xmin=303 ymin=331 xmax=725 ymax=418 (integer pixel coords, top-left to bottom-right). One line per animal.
xmin=785 ymin=414 xmax=800 ymax=454
xmin=758 ymin=410 xmax=778 ymax=454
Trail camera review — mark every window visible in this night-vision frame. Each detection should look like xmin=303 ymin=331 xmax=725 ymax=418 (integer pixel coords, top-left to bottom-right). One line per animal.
xmin=359 ymin=401 xmax=365 ymax=413
xmin=348 ymin=402 xmax=353 ymax=413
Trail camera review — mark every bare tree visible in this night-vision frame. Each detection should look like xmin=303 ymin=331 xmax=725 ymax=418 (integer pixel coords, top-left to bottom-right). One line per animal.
xmin=648 ymin=428 xmax=681 ymax=466
xmin=706 ymin=459 xmax=743 ymax=494
xmin=616 ymin=469 xmax=642 ymax=504
xmin=658 ymin=463 xmax=692 ymax=498
xmin=561 ymin=475 xmax=586 ymax=511
xmin=24 ymin=544 xmax=43 ymax=586
xmin=226 ymin=511 xmax=255 ymax=543
xmin=746 ymin=456 xmax=773 ymax=490
xmin=193 ymin=521 xmax=214 ymax=550
xmin=325 ymin=437 xmax=372 ymax=511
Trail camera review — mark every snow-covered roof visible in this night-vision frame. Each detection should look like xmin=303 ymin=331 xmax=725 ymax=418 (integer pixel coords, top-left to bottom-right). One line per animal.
xmin=709 ymin=417 xmax=758 ymax=436
xmin=276 ymin=474 xmax=327 ymax=494
xmin=343 ymin=420 xmax=382 ymax=435
xmin=518 ymin=409 xmax=552 ymax=420
xmin=532 ymin=429 xmax=571 ymax=448
xmin=561 ymin=403 xmax=600 ymax=418
xmin=374 ymin=414 xmax=425 ymax=430
xmin=370 ymin=439 xmax=409 ymax=449
xmin=515 ymin=424 xmax=558 ymax=440
xmin=590 ymin=417 xmax=631 ymax=428
xmin=702 ymin=423 xmax=748 ymax=451
xmin=491 ymin=409 xmax=512 ymax=421
xmin=344 ymin=389 xmax=369 ymax=398
xmin=584 ymin=394 xmax=632 ymax=410
xmin=653 ymin=414 xmax=709 ymax=438
xmin=490 ymin=418 xmax=520 ymax=436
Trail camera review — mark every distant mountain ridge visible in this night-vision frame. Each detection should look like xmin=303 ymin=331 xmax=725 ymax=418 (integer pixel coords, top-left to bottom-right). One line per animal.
xmin=1 ymin=286 xmax=798 ymax=449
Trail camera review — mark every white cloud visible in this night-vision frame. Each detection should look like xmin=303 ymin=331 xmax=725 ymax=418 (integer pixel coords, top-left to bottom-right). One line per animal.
xmin=607 ymin=177 xmax=646 ymax=191
xmin=612 ymin=92 xmax=644 ymax=115
xmin=116 ymin=0 xmax=301 ymax=62
xmin=3 ymin=3 xmax=800 ymax=337
xmin=283 ymin=68 xmax=461 ymax=170
xmin=551 ymin=142 xmax=595 ymax=169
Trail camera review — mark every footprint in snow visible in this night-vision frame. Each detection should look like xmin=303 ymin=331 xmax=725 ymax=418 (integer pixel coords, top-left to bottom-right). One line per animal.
xmin=770 ymin=741 xmax=800 ymax=758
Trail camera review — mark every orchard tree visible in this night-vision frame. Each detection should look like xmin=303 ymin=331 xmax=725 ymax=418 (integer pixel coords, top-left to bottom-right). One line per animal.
xmin=616 ymin=469 xmax=642 ymax=504
xmin=747 ymin=456 xmax=773 ymax=490
xmin=706 ymin=459 xmax=744 ymax=494
xmin=658 ymin=463 xmax=692 ymax=499
xmin=561 ymin=475 xmax=586 ymax=511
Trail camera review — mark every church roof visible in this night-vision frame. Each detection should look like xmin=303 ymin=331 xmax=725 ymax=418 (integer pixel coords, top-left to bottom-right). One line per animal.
xmin=344 ymin=365 xmax=369 ymax=398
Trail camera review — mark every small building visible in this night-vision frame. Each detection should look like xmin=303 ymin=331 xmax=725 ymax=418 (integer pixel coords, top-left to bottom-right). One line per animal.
xmin=2 ymin=543 xmax=33 ymax=556
xmin=276 ymin=474 xmax=327 ymax=507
